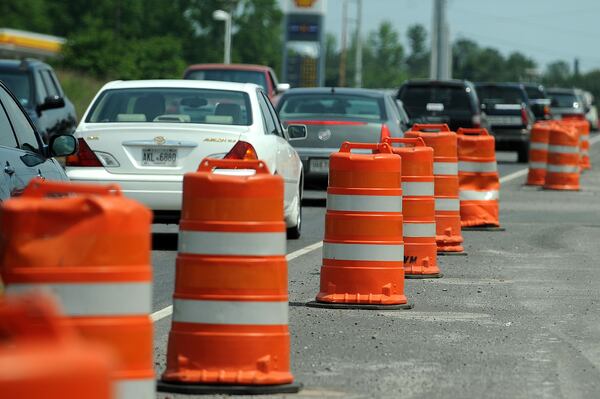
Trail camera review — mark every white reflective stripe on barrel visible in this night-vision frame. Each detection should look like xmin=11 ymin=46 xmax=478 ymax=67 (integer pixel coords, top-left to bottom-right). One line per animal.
xmin=402 ymin=182 xmax=434 ymax=196
xmin=458 ymin=161 xmax=497 ymax=173
xmin=178 ymin=231 xmax=286 ymax=256
xmin=323 ymin=242 xmax=404 ymax=262
xmin=327 ymin=193 xmax=402 ymax=212
xmin=435 ymin=198 xmax=460 ymax=211
xmin=548 ymin=145 xmax=579 ymax=154
xmin=433 ymin=162 xmax=458 ymax=175
xmin=529 ymin=162 xmax=547 ymax=169
xmin=530 ymin=142 xmax=548 ymax=151
xmin=115 ymin=378 xmax=156 ymax=399
xmin=6 ymin=282 xmax=152 ymax=316
xmin=547 ymin=164 xmax=579 ymax=173
xmin=460 ymin=190 xmax=499 ymax=201
xmin=580 ymin=135 xmax=589 ymax=143
xmin=173 ymin=299 xmax=288 ymax=325
xmin=403 ymin=223 xmax=436 ymax=237
xmin=582 ymin=150 xmax=589 ymax=156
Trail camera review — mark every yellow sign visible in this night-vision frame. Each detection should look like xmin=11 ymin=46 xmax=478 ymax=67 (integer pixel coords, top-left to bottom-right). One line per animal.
xmin=294 ymin=0 xmax=317 ymax=7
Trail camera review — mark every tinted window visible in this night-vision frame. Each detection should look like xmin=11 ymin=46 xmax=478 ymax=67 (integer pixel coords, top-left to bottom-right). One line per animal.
xmin=0 ymin=86 xmax=39 ymax=152
xmin=0 ymin=71 xmax=33 ymax=107
xmin=41 ymin=70 xmax=59 ymax=97
xmin=0 ymin=102 xmax=18 ymax=148
xmin=476 ymin=86 xmax=526 ymax=105
xmin=187 ymin=69 xmax=268 ymax=92
xmin=525 ymin=86 xmax=546 ymax=100
xmin=548 ymin=92 xmax=580 ymax=109
xmin=86 ymin=88 xmax=252 ymax=126
xmin=278 ymin=94 xmax=385 ymax=121
xmin=399 ymin=85 xmax=473 ymax=118
xmin=257 ymin=91 xmax=277 ymax=134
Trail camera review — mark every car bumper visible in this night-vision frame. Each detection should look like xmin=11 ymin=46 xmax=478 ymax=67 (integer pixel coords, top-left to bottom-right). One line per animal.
xmin=296 ymin=147 xmax=339 ymax=178
xmin=66 ymin=168 xmax=183 ymax=211
xmin=490 ymin=128 xmax=530 ymax=148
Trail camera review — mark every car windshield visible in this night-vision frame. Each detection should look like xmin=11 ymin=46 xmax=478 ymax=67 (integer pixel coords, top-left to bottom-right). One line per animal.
xmin=85 ymin=87 xmax=252 ymax=125
xmin=476 ymin=86 xmax=526 ymax=105
xmin=277 ymin=94 xmax=385 ymax=122
xmin=0 ymin=71 xmax=32 ymax=107
xmin=548 ymin=92 xmax=580 ymax=109
xmin=186 ymin=69 xmax=268 ymax=92
xmin=399 ymin=85 xmax=473 ymax=118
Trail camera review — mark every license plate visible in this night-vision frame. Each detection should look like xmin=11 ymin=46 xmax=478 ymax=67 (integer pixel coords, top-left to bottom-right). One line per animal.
xmin=142 ymin=148 xmax=177 ymax=166
xmin=310 ymin=158 xmax=329 ymax=173
xmin=487 ymin=115 xmax=522 ymax=126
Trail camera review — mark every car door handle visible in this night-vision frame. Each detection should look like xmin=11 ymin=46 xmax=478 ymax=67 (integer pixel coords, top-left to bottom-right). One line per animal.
xmin=4 ymin=165 xmax=14 ymax=175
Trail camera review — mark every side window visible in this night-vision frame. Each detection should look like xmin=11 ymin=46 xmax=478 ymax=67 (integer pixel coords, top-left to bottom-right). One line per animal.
xmin=0 ymin=86 xmax=40 ymax=152
xmin=268 ymin=71 xmax=277 ymax=93
xmin=0 ymin=101 xmax=18 ymax=148
xmin=262 ymin=92 xmax=284 ymax=137
xmin=41 ymin=70 xmax=58 ymax=97
xmin=257 ymin=91 xmax=277 ymax=135
xmin=48 ymin=70 xmax=64 ymax=96
xmin=35 ymin=71 xmax=48 ymax=102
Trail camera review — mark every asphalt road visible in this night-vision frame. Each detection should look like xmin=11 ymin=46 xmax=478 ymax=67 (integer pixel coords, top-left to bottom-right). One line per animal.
xmin=151 ymin=142 xmax=600 ymax=399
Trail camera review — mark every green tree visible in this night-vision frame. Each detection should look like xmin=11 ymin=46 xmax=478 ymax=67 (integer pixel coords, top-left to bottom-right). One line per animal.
xmin=324 ymin=33 xmax=340 ymax=87
xmin=0 ymin=0 xmax=52 ymax=33
xmin=543 ymin=61 xmax=571 ymax=85
xmin=405 ymin=24 xmax=429 ymax=78
xmin=362 ymin=21 xmax=406 ymax=88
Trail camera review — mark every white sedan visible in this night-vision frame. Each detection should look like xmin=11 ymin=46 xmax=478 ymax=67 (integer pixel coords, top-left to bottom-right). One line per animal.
xmin=66 ymin=80 xmax=306 ymax=238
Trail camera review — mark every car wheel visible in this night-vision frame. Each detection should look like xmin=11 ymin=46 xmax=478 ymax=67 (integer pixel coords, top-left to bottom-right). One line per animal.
xmin=517 ymin=144 xmax=529 ymax=163
xmin=286 ymin=180 xmax=302 ymax=240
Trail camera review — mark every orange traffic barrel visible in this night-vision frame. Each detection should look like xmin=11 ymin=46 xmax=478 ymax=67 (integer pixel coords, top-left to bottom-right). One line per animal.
xmin=562 ymin=114 xmax=591 ymax=170
xmin=0 ymin=293 xmax=115 ymax=399
xmin=308 ymin=141 xmax=411 ymax=309
xmin=159 ymin=158 xmax=300 ymax=395
xmin=405 ymin=124 xmax=465 ymax=255
xmin=0 ymin=179 xmax=154 ymax=399
xmin=383 ymin=137 xmax=440 ymax=279
xmin=544 ymin=123 xmax=580 ymax=190
xmin=456 ymin=128 xmax=502 ymax=231
xmin=527 ymin=121 xmax=553 ymax=186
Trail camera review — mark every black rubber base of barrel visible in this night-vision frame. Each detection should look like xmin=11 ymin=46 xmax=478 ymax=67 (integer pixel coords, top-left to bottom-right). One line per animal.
xmin=306 ymin=301 xmax=413 ymax=310
xmin=405 ymin=273 xmax=444 ymax=279
xmin=462 ymin=226 xmax=505 ymax=232
xmin=157 ymin=380 xmax=302 ymax=395
xmin=438 ymin=251 xmax=468 ymax=256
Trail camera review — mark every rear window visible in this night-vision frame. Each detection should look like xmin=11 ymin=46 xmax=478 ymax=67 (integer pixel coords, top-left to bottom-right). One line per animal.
xmin=85 ymin=88 xmax=252 ymax=125
xmin=525 ymin=86 xmax=546 ymax=100
xmin=548 ymin=92 xmax=580 ymax=109
xmin=186 ymin=69 xmax=268 ymax=92
xmin=398 ymin=85 xmax=473 ymax=118
xmin=477 ymin=86 xmax=526 ymax=105
xmin=277 ymin=94 xmax=385 ymax=122
xmin=0 ymin=71 xmax=32 ymax=107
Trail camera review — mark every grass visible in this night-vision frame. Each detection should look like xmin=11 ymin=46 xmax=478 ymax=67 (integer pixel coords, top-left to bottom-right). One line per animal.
xmin=55 ymin=69 xmax=106 ymax=119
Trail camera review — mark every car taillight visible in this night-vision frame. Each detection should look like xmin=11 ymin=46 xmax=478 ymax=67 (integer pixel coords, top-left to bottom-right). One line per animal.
xmin=65 ymin=138 xmax=102 ymax=167
xmin=224 ymin=141 xmax=258 ymax=160
xmin=380 ymin=123 xmax=391 ymax=141
xmin=471 ymin=114 xmax=481 ymax=128
xmin=543 ymin=105 xmax=551 ymax=118
xmin=521 ymin=108 xmax=529 ymax=126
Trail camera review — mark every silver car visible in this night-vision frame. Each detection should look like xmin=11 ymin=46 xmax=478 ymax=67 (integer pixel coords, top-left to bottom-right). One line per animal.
xmin=275 ymin=87 xmax=409 ymax=183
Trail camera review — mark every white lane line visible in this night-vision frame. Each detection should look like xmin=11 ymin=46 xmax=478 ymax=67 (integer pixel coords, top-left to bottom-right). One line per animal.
xmin=150 ymin=241 xmax=324 ymax=322
xmin=499 ymin=133 xmax=600 ymax=185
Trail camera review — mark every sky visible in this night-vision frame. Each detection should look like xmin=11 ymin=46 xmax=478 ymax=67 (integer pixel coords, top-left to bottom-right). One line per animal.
xmin=316 ymin=0 xmax=600 ymax=73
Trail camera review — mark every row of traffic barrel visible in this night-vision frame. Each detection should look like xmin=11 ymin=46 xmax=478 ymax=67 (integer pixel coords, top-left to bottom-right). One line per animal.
xmin=0 ymin=123 xmax=502 ymax=397
xmin=527 ymin=114 xmax=591 ymax=190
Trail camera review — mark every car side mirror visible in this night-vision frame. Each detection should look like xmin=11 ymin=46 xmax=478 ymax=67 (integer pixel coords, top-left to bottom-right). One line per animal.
xmin=49 ymin=134 xmax=78 ymax=157
xmin=38 ymin=95 xmax=65 ymax=112
xmin=276 ymin=83 xmax=291 ymax=93
xmin=287 ymin=124 xmax=307 ymax=141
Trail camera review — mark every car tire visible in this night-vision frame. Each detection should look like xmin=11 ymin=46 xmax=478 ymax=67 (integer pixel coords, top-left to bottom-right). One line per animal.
xmin=517 ymin=144 xmax=529 ymax=163
xmin=286 ymin=180 xmax=303 ymax=240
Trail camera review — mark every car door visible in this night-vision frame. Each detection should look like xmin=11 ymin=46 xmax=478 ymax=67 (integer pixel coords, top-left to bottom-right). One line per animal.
xmin=0 ymin=83 xmax=64 ymax=196
xmin=0 ymin=97 xmax=21 ymax=201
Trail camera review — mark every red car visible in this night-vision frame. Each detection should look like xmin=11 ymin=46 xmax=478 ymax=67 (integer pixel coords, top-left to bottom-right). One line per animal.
xmin=183 ymin=63 xmax=290 ymax=103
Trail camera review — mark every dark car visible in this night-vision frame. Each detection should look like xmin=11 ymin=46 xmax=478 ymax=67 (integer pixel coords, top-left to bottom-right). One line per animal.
xmin=475 ymin=83 xmax=535 ymax=163
xmin=547 ymin=87 xmax=587 ymax=119
xmin=183 ymin=63 xmax=290 ymax=103
xmin=275 ymin=87 xmax=408 ymax=183
xmin=397 ymin=79 xmax=488 ymax=132
xmin=0 ymin=58 xmax=77 ymax=143
xmin=0 ymin=80 xmax=77 ymax=200
xmin=523 ymin=83 xmax=552 ymax=121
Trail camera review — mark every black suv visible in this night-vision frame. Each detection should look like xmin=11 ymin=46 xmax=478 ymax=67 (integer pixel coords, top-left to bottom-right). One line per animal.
xmin=475 ymin=83 xmax=535 ymax=163
xmin=523 ymin=83 xmax=552 ymax=121
xmin=397 ymin=79 xmax=488 ymax=132
xmin=0 ymin=59 xmax=77 ymax=143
